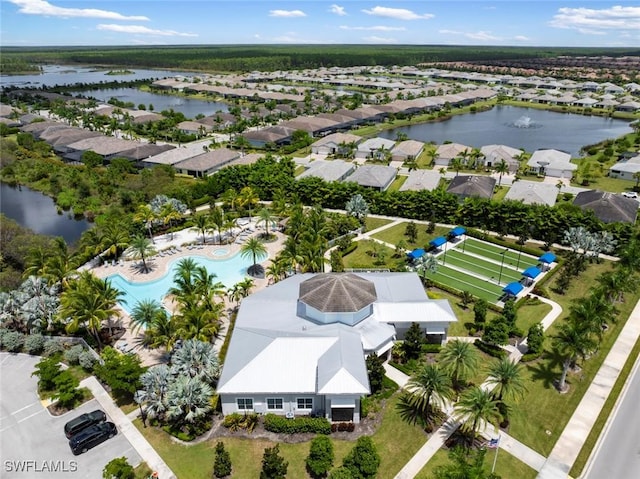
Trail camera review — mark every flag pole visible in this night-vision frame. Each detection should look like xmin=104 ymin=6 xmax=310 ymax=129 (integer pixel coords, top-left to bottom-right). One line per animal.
xmin=491 ymin=434 xmax=500 ymax=474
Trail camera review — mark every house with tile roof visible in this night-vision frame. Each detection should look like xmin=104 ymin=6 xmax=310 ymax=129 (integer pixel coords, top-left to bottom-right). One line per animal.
xmin=399 ymin=170 xmax=442 ymax=192
xmin=446 ymin=175 xmax=496 ymax=200
xmin=297 ymin=159 xmax=356 ymax=182
xmin=310 ymin=132 xmax=362 ymax=156
xmin=504 ymin=180 xmax=559 ymax=206
xmin=573 ymin=190 xmax=638 ymax=224
xmin=355 ymin=138 xmax=396 ymax=161
xmin=609 ymin=155 xmax=640 ymax=181
xmin=217 ymin=272 xmax=457 ymax=422
xmin=173 ymin=148 xmax=240 ymax=178
xmin=527 ymin=149 xmax=577 ymax=179
xmin=434 ymin=143 xmax=472 ymax=167
xmin=391 ymin=140 xmax=425 ymax=162
xmin=345 ymin=164 xmax=397 ymax=191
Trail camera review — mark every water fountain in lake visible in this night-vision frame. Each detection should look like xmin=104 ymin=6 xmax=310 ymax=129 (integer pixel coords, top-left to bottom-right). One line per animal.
xmin=509 ymin=115 xmax=542 ymax=129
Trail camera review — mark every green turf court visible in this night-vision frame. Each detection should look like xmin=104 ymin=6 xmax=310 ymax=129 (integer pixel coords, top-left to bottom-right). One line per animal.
xmin=453 ymin=237 xmax=539 ymax=270
xmin=441 ymin=249 xmax=523 ymax=284
xmin=425 ymin=264 xmax=505 ymax=303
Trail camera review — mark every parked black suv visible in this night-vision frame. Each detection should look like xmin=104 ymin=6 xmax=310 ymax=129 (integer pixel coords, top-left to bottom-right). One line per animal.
xmin=69 ymin=421 xmax=117 ymax=455
xmin=64 ymin=409 xmax=107 ymax=439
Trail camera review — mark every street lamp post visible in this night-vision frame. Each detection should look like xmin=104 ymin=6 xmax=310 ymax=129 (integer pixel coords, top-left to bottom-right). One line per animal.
xmin=498 ymin=249 xmax=508 ymax=284
xmin=442 ymin=240 xmax=448 ymax=265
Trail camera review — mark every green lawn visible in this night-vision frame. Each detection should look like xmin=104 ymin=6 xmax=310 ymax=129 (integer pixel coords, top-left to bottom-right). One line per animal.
xmin=441 ymin=249 xmax=523 ymax=284
xmin=342 ymin=240 xmax=402 ymax=270
xmin=364 ymin=216 xmax=393 ymax=232
xmin=506 ymin=260 xmax=640 ymax=456
xmin=516 ymin=298 xmax=553 ymax=334
xmin=492 ymin=185 xmax=510 ymax=201
xmin=371 ymin=221 xmax=451 ymax=248
xmin=388 ymin=176 xmax=408 ymax=192
xmin=415 ymin=447 xmax=538 ymax=479
xmin=135 ymin=394 xmax=430 ymax=479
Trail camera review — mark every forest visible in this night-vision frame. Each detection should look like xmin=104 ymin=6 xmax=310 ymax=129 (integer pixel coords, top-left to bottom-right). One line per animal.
xmin=2 ymin=44 xmax=639 ymax=74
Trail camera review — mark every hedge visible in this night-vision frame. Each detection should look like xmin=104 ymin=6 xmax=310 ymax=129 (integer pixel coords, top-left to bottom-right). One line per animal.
xmin=263 ymin=413 xmax=331 ymax=435
xmin=474 ymin=340 xmax=507 ymax=358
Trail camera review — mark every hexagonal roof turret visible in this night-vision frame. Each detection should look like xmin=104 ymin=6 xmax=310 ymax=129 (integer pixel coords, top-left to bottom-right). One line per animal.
xmin=299 ymin=273 xmax=377 ymax=313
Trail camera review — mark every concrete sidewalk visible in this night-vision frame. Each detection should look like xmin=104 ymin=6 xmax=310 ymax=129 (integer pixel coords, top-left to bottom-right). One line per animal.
xmin=537 ymin=298 xmax=640 ymax=479
xmin=81 ymin=377 xmax=177 ymax=479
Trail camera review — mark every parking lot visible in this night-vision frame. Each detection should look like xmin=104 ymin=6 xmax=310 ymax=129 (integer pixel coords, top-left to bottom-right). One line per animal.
xmin=0 ymin=352 xmax=141 ymax=478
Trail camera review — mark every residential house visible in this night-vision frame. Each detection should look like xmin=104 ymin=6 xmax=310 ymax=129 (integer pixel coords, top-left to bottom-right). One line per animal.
xmin=345 ymin=165 xmax=397 ymax=191
xmin=399 ymin=170 xmax=442 ymax=192
xmin=504 ymin=180 xmax=559 ymax=206
xmin=173 ymin=148 xmax=240 ymax=178
xmin=310 ymin=132 xmax=361 ymax=156
xmin=480 ymin=144 xmax=522 ymax=171
xmin=446 ymin=175 xmax=496 ymax=200
xmin=573 ymin=190 xmax=638 ymax=224
xmin=609 ymin=155 xmax=640 ymax=181
xmin=434 ymin=143 xmax=472 ymax=167
xmin=297 ymin=159 xmax=356 ymax=182
xmin=355 ymin=138 xmax=396 ymax=161
xmin=243 ymin=126 xmax=295 ymax=148
xmin=391 ymin=140 xmax=425 ymax=163
xmin=527 ymin=149 xmax=577 ymax=179
xmin=217 ymin=272 xmax=458 ymax=422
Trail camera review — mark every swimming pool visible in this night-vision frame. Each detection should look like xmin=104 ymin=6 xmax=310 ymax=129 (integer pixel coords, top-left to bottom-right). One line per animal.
xmin=107 ymin=252 xmax=267 ymax=314
xmin=212 ymin=248 xmax=230 ymax=257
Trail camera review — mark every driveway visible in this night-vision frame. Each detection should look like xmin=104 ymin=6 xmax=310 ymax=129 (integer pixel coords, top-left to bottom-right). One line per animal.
xmin=0 ymin=353 xmax=141 ymax=478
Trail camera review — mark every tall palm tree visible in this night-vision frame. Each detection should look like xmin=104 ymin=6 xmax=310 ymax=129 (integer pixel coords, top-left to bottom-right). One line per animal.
xmin=438 ymin=339 xmax=480 ymax=391
xmin=145 ymin=313 xmax=179 ymax=351
xmin=101 ymin=222 xmax=130 ymax=260
xmin=125 ymin=235 xmax=156 ymax=273
xmin=192 ymin=213 xmax=210 ymax=244
xmin=238 ymin=186 xmax=259 ymax=220
xmin=454 ymin=386 xmax=502 ymax=440
xmin=138 ymin=364 xmax=171 ymax=421
xmin=450 ymin=156 xmax=464 ymax=176
xmin=174 ymin=302 xmax=223 ymax=343
xmin=399 ymin=364 xmax=453 ymax=427
xmin=553 ymin=320 xmax=597 ymax=392
xmin=237 ymin=278 xmax=255 ymax=300
xmin=169 ymin=258 xmax=201 ymax=303
xmin=266 ymin=258 xmax=288 ymax=284
xmin=130 ymin=299 xmax=166 ymax=335
xmin=169 ymin=339 xmax=221 ymax=385
xmin=160 ymin=201 xmax=183 ymax=240
xmin=241 ymin=237 xmax=267 ymax=277
xmin=221 ymin=188 xmax=239 ymax=212
xmin=209 ymin=207 xmax=225 ymax=244
xmin=256 ymin=207 xmax=276 ymax=238
xmin=486 ymin=357 xmax=526 ymax=403
xmin=133 ymin=204 xmax=157 ymax=242
xmin=494 ymin=159 xmax=509 ymax=186
xmin=569 ymin=291 xmax=617 ymax=341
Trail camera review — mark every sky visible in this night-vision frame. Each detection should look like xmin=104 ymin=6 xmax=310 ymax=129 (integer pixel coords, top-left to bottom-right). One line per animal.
xmin=1 ymin=0 xmax=639 ymax=47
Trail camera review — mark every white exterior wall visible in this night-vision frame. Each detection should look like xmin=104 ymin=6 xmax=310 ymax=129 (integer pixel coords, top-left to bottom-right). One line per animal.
xmin=221 ymin=394 xmax=326 ymax=418
xmin=546 ymin=167 xmax=575 ymax=179
xmin=609 ymin=169 xmax=637 ymax=181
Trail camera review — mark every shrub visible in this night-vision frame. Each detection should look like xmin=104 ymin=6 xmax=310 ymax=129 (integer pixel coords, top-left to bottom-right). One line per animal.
xmin=64 ymin=344 xmax=85 ymax=365
xmin=263 ymin=414 xmax=331 ymax=435
xmin=365 ymin=352 xmax=385 ymax=394
xmin=43 ymin=339 xmax=64 ymax=357
xmin=421 ymin=343 xmax=442 ymax=353
xmin=527 ymin=323 xmax=545 ymax=354
xmin=261 ymin=444 xmax=288 ymax=479
xmin=343 ymin=436 xmax=380 ymax=479
xmin=103 ymin=456 xmax=135 ymax=479
xmin=23 ymin=334 xmax=45 ymax=355
xmin=213 ymin=441 xmax=232 ymax=478
xmin=222 ymin=413 xmax=244 ymax=431
xmin=2 ymin=331 xmax=24 ymax=352
xmin=521 ymin=352 xmax=543 ymax=362
xmin=78 ymin=351 xmax=97 ymax=370
xmin=306 ymin=435 xmax=334 ymax=478
xmin=474 ymin=340 xmax=507 ymax=358
xmin=31 ymin=356 xmax=62 ymax=392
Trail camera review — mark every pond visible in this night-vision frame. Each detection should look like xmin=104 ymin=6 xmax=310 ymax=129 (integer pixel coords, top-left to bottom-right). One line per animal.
xmin=378 ymin=105 xmax=633 ymax=157
xmin=0 ymin=182 xmax=91 ymax=244
xmin=72 ymin=87 xmax=229 ymax=118
xmin=0 ymin=64 xmax=195 ymax=88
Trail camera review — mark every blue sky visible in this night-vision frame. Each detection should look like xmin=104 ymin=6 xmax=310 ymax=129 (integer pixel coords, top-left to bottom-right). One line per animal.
xmin=1 ymin=1 xmax=639 ymax=47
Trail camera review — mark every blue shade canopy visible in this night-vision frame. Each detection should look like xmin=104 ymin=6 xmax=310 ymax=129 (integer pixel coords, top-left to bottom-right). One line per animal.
xmin=450 ymin=226 xmax=466 ymax=237
xmin=522 ymin=266 xmax=542 ymax=279
xmin=407 ymin=248 xmax=425 ymax=260
xmin=429 ymin=236 xmax=447 ymax=248
xmin=503 ymin=282 xmax=524 ymax=296
xmin=538 ymin=252 xmax=557 ymax=264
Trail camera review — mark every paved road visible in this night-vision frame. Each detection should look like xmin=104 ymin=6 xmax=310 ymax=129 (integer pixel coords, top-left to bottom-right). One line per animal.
xmin=583 ymin=353 xmax=640 ymax=479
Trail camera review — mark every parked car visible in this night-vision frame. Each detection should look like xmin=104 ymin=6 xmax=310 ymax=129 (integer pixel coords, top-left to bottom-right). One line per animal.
xmin=69 ymin=422 xmax=117 ymax=455
xmin=622 ymin=191 xmax=638 ymax=199
xmin=64 ymin=409 xmax=107 ymax=439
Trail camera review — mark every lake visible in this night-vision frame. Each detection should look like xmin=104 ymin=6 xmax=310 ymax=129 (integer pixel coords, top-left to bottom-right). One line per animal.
xmin=73 ymin=87 xmax=229 ymax=118
xmin=0 ymin=183 xmax=91 ymax=244
xmin=379 ymin=105 xmax=633 ymax=157
xmin=0 ymin=65 xmax=195 ymax=88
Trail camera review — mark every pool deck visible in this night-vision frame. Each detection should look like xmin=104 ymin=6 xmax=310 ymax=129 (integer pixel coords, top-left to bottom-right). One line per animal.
xmin=92 ymin=222 xmax=287 ymax=366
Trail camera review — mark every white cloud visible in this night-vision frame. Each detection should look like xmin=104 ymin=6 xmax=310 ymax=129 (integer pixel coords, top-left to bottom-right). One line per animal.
xmin=514 ymin=35 xmax=530 ymax=42
xmin=363 ymin=36 xmax=397 ymax=44
xmin=549 ymin=6 xmax=640 ymax=33
xmin=269 ymin=9 xmax=306 ymax=18
xmin=329 ymin=4 xmax=347 ymax=16
xmin=340 ymin=25 xmax=405 ymax=32
xmin=362 ymin=6 xmax=433 ymax=21
xmin=439 ymin=29 xmax=501 ymax=41
xmin=97 ymin=24 xmax=197 ymax=37
xmin=9 ymin=0 xmax=148 ymax=21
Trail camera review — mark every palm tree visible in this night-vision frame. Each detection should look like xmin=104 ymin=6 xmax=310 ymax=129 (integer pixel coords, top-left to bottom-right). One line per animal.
xmin=237 ymin=278 xmax=255 ymax=299
xmin=454 ymin=386 xmax=502 ymax=441
xmin=486 ymin=357 xmax=526 ymax=403
xmin=169 ymin=339 xmax=221 ymax=385
xmin=553 ymin=320 xmax=597 ymax=392
xmin=192 ymin=213 xmax=210 ymax=244
xmin=125 ymin=235 xmax=156 ymax=273
xmin=134 ymin=204 xmax=157 ymax=242
xmin=438 ymin=339 xmax=480 ymax=391
xmin=494 ymin=159 xmax=509 ymax=186
xmin=169 ymin=258 xmax=201 ymax=302
xmin=266 ymin=258 xmax=288 ymax=284
xmin=256 ymin=207 xmax=276 ymax=238
xmin=160 ymin=201 xmax=183 ymax=240
xmin=414 ymin=254 xmax=438 ymax=285
xmin=209 ymin=207 xmax=225 ymax=244
xmin=450 ymin=156 xmax=464 ymax=176
xmin=238 ymin=186 xmax=259 ymax=220
xmin=345 ymin=193 xmax=369 ymax=224
xmin=174 ymin=303 xmax=223 ymax=343
xmin=138 ymin=364 xmax=171 ymax=421
xmin=241 ymin=237 xmax=267 ymax=278
xmin=221 ymin=188 xmax=239 ymax=212
xmin=130 ymin=299 xmax=166 ymax=335
xmin=145 ymin=313 xmax=179 ymax=351
xmin=166 ymin=375 xmax=213 ymax=424
xmin=399 ymin=364 xmax=453 ymax=427
xmin=101 ymin=222 xmax=130 ymax=260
